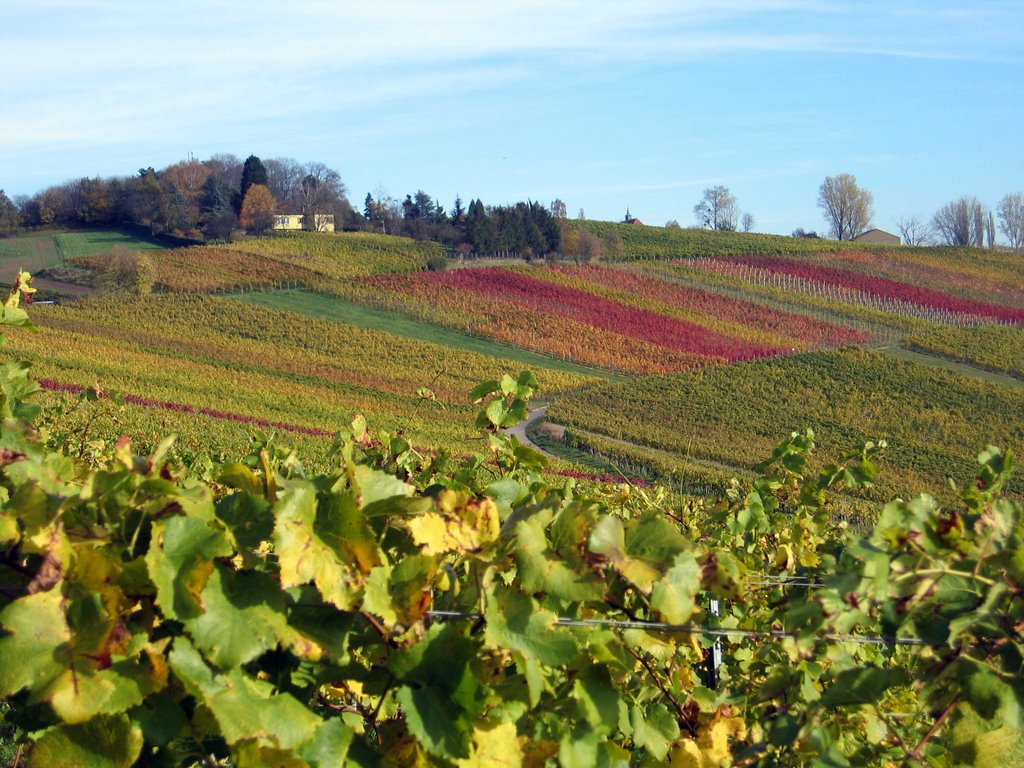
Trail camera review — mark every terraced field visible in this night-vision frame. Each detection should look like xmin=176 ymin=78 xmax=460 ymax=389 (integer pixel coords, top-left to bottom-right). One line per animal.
xmin=17 ymin=293 xmax=597 ymax=463
xmin=549 ymin=347 xmax=1024 ymax=499
xmin=8 ymin=225 xmax=1022 ymax=499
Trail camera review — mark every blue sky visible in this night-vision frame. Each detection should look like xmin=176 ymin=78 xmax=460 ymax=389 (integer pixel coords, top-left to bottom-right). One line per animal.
xmin=2 ymin=1 xmax=1022 ymax=236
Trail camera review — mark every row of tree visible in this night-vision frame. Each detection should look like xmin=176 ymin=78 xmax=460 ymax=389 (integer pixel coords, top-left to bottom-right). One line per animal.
xmin=0 ymin=154 xmax=355 ymax=242
xmin=0 ymin=155 xmax=572 ymax=257
xmin=5 ymin=159 xmax=1022 ymax=253
xmin=815 ymin=173 xmax=1024 ymax=250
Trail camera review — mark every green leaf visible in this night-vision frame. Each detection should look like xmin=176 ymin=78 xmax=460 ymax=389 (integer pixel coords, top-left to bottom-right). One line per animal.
xmin=363 ymin=555 xmax=435 ymax=629
xmin=169 ymin=637 xmax=323 ymax=750
xmin=485 ymin=477 xmax=524 ymax=518
xmin=820 ymin=666 xmax=910 ymax=707
xmin=572 ymin=665 xmax=621 ymax=735
xmin=296 ymin=718 xmax=354 ymax=767
xmin=515 ymin=515 xmax=605 ymax=602
xmin=351 ymin=464 xmax=415 ymax=510
xmin=484 ymin=589 xmax=578 ymax=666
xmin=650 ymin=551 xmax=702 ymax=624
xmin=130 ymin=692 xmax=187 ymax=747
xmin=468 ymin=379 xmax=501 ymax=402
xmin=28 ymin=714 xmax=143 ymax=768
xmin=185 ymin=565 xmax=294 ymax=669
xmin=0 ymin=590 xmax=70 ymax=698
xmin=0 ymin=591 xmax=165 ymax=724
xmin=218 ymin=462 xmax=264 ymax=496
xmin=146 ymin=516 xmax=233 ymax=621
xmin=390 ymin=623 xmax=484 ymax=759
xmin=589 ymin=516 xmax=660 ymax=593
xmin=630 ymin=701 xmax=679 ymax=760
xmin=273 ymin=481 xmax=363 ymax=610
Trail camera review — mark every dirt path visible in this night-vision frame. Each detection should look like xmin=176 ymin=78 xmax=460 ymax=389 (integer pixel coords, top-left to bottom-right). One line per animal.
xmin=503 ymin=405 xmax=552 ymax=456
xmin=504 ymin=403 xmax=750 ymax=480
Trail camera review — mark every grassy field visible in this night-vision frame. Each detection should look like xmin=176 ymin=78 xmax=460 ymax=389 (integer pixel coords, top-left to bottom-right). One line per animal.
xmin=231 ymin=289 xmax=617 ymax=380
xmin=0 ymin=230 xmax=166 ymax=289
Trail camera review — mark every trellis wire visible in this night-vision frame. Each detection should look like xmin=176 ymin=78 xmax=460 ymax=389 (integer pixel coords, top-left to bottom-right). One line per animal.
xmin=425 ymin=610 xmax=930 ymax=647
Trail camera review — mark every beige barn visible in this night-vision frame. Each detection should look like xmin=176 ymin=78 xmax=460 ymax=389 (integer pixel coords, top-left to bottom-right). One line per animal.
xmin=853 ymin=228 xmax=900 ymax=245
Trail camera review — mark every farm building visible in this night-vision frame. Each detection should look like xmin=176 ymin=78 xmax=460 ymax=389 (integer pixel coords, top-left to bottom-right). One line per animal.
xmin=273 ymin=211 xmax=336 ymax=233
xmin=853 ymin=228 xmax=900 ymax=245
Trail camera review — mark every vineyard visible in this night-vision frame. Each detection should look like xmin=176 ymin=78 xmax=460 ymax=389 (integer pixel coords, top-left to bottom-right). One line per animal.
xmin=10 ymin=227 xmax=1024 ymax=493
xmin=904 ymin=324 xmax=1024 ymax=380
xmin=18 ymin=294 xmax=596 ymax=462
xmin=0 ymin=281 xmax=1020 ymax=764
xmin=148 ymin=231 xmax=442 ymax=293
xmin=549 ymin=347 xmax=1024 ymax=501
xmin=0 ymin=225 xmax=1022 ymax=764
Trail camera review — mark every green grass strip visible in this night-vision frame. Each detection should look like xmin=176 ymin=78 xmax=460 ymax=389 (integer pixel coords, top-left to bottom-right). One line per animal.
xmin=878 ymin=344 xmax=1024 ymax=390
xmin=229 ymin=289 xmax=616 ymax=380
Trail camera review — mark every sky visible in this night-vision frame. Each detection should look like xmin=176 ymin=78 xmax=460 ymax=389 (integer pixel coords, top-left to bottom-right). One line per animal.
xmin=2 ymin=1 xmax=1022 ymax=237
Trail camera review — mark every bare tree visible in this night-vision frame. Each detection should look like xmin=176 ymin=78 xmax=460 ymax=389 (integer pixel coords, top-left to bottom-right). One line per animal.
xmin=817 ymin=173 xmax=873 ymax=240
xmin=694 ymin=186 xmax=738 ymax=230
xmin=997 ymin=192 xmax=1024 ymax=250
xmin=296 ymin=162 xmax=346 ymax=231
xmin=740 ymin=212 xmax=755 ymax=233
xmin=265 ymin=157 xmax=305 ymax=207
xmin=665 ymin=219 xmax=681 ymax=229
xmin=550 ymin=199 xmax=567 ymax=220
xmin=895 ymin=215 xmax=933 ymax=246
xmin=932 ymin=196 xmax=987 ymax=247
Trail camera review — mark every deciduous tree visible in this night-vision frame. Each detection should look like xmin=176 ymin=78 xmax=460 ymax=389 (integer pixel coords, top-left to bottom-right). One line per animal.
xmin=238 ymin=155 xmax=268 ymax=212
xmin=895 ymin=215 xmax=933 ymax=246
xmin=932 ymin=196 xmax=986 ymax=247
xmin=694 ymin=186 xmax=738 ymax=231
xmin=997 ymin=192 xmax=1024 ymax=250
xmin=0 ymin=190 xmax=21 ymax=236
xmin=817 ymin=174 xmax=873 ymax=240
xmin=550 ymin=199 xmax=567 ymax=220
xmin=239 ymin=184 xmax=276 ymax=235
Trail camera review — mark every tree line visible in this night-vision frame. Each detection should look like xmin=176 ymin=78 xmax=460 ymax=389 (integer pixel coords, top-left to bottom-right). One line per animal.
xmin=0 ymin=154 xmax=580 ymax=259
xmin=665 ymin=176 xmax=1023 ymax=251
xmin=5 ymin=158 xmax=1022 ymax=252
xmin=812 ymin=173 xmax=1024 ymax=250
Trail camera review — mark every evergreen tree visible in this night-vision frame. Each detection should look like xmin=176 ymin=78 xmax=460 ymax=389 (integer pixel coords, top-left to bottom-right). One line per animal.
xmin=238 ymin=155 xmax=268 ymax=213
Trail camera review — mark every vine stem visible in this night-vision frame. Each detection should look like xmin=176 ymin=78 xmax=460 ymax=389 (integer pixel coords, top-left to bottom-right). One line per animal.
xmin=909 ymin=694 xmax=960 ymax=762
xmin=623 ymin=644 xmax=696 ymax=737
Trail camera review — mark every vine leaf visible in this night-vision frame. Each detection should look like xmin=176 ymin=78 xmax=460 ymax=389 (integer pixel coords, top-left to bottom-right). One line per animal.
xmin=169 ymin=637 xmax=339 ymax=753
xmin=514 ymin=514 xmax=604 ymax=602
xmin=453 ymin=720 xmax=524 ymax=767
xmin=390 ymin=623 xmax=485 ymax=760
xmin=273 ymin=482 xmax=364 ymax=610
xmin=651 ymin=552 xmax=702 ymax=624
xmin=820 ymin=666 xmax=911 ymax=708
xmin=27 ymin=714 xmax=143 ymax=768
xmin=0 ymin=590 xmax=70 ymax=700
xmin=146 ymin=516 xmax=233 ymax=621
xmin=484 ymin=590 xmax=578 ymax=666
xmin=185 ymin=565 xmax=299 ymax=669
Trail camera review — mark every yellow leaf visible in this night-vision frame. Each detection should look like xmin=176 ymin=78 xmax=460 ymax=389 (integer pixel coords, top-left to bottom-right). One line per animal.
xmin=409 ymin=492 xmax=500 ymax=556
xmin=455 ymin=721 xmax=522 ymax=767
xmin=669 ymin=739 xmax=703 ymax=768
xmin=668 ymin=708 xmax=747 ymax=768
